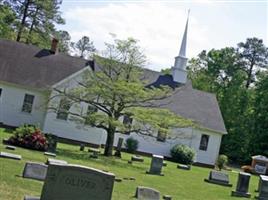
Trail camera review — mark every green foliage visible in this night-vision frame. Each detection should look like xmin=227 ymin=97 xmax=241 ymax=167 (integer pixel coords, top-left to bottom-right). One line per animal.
xmin=125 ymin=137 xmax=139 ymax=153
xmin=170 ymin=144 xmax=195 ymax=165
xmin=0 ymin=2 xmax=16 ymax=39
xmin=71 ymin=36 xmax=96 ymax=58
xmin=216 ymin=154 xmax=228 ymax=170
xmin=8 ymin=125 xmax=48 ymax=151
xmin=188 ymin=37 xmax=268 ymax=164
xmin=54 ymin=36 xmax=192 ymax=156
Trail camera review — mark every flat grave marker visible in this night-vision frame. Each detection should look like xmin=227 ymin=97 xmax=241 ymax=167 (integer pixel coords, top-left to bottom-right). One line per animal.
xmin=46 ymin=158 xmax=68 ymax=165
xmin=0 ymin=151 xmax=22 ymax=160
xmin=5 ymin=145 xmax=16 ymax=150
xmin=44 ymin=152 xmax=56 ymax=157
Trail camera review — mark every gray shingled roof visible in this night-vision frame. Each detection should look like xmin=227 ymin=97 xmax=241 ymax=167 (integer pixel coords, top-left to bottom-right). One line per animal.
xmin=137 ymin=69 xmax=227 ymax=134
xmin=0 ymin=39 xmax=91 ymax=88
xmin=0 ymin=39 xmax=226 ymax=134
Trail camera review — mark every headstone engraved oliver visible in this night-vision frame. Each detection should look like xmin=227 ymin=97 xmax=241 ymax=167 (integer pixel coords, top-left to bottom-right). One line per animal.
xmin=40 ymin=163 xmax=115 ymax=200
xmin=257 ymin=175 xmax=268 ymax=200
xmin=135 ymin=186 xmax=160 ymax=200
xmin=231 ymin=172 xmax=251 ymax=198
xmin=204 ymin=170 xmax=232 ymax=187
xmin=23 ymin=162 xmax=48 ymax=181
xmin=147 ymin=155 xmax=164 ymax=175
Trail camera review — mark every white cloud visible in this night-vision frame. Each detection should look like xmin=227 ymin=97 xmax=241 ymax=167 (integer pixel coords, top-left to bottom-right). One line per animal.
xmin=63 ymin=2 xmax=209 ymax=71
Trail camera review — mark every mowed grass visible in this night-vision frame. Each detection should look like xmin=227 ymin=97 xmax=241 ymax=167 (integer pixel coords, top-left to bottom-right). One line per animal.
xmin=0 ymin=128 xmax=260 ymax=200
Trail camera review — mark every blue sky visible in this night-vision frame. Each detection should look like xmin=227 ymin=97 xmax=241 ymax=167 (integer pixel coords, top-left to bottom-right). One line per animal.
xmin=58 ymin=0 xmax=268 ymax=71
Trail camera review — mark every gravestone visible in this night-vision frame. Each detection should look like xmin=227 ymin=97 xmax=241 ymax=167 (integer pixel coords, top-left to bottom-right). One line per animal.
xmin=204 ymin=170 xmax=232 ymax=187
xmin=23 ymin=162 xmax=48 ymax=181
xmin=80 ymin=144 xmax=85 ymax=151
xmin=44 ymin=152 xmax=56 ymax=157
xmin=46 ymin=135 xmax=58 ymax=153
xmin=135 ymin=186 xmax=160 ymax=200
xmin=0 ymin=151 xmax=22 ymax=160
xmin=114 ymin=137 xmax=124 ymax=158
xmin=88 ymin=148 xmax=101 ymax=153
xmin=163 ymin=161 xmax=167 ymax=167
xmin=131 ymin=155 xmax=144 ymax=162
xmin=177 ymin=164 xmax=191 ymax=170
xmin=46 ymin=158 xmax=68 ymax=165
xmin=231 ymin=172 xmax=251 ymax=198
xmin=6 ymin=145 xmax=16 ymax=150
xmin=257 ymin=175 xmax=268 ymax=200
xmin=40 ymin=164 xmax=115 ymax=200
xmin=146 ymin=155 xmax=164 ymax=175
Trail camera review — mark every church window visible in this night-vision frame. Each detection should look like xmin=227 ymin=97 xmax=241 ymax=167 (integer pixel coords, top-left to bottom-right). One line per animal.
xmin=199 ymin=134 xmax=209 ymax=151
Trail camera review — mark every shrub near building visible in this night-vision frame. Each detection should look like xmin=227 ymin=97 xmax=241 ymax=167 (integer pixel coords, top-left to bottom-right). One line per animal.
xmin=7 ymin=125 xmax=48 ymax=151
xmin=170 ymin=144 xmax=195 ymax=165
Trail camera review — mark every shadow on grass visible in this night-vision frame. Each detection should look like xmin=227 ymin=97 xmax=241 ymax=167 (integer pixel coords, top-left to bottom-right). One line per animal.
xmin=57 ymin=148 xmax=146 ymax=170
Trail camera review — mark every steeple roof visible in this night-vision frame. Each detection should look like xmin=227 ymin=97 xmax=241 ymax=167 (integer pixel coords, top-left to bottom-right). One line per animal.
xmin=178 ymin=10 xmax=190 ymax=57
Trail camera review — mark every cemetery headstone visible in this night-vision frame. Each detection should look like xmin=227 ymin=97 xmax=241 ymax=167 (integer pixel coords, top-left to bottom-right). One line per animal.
xmin=146 ymin=155 xmax=164 ymax=176
xmin=46 ymin=158 xmax=68 ymax=165
xmin=177 ymin=164 xmax=191 ymax=170
xmin=80 ymin=144 xmax=85 ymax=151
xmin=131 ymin=155 xmax=144 ymax=162
xmin=231 ymin=172 xmax=251 ymax=198
xmin=135 ymin=186 xmax=160 ymax=200
xmin=114 ymin=137 xmax=124 ymax=158
xmin=256 ymin=175 xmax=268 ymax=200
xmin=0 ymin=151 xmax=22 ymax=160
xmin=44 ymin=152 xmax=56 ymax=157
xmin=6 ymin=145 xmax=16 ymax=150
xmin=204 ymin=170 xmax=232 ymax=187
xmin=23 ymin=162 xmax=48 ymax=181
xmin=46 ymin=134 xmax=58 ymax=153
xmin=39 ymin=164 xmax=115 ymax=200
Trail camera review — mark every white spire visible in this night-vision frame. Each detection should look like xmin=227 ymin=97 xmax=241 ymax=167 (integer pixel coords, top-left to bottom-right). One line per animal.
xmin=172 ymin=10 xmax=190 ymax=84
xmin=178 ymin=10 xmax=189 ymax=57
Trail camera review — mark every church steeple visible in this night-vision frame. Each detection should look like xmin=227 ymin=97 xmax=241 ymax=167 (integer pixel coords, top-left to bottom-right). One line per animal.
xmin=172 ymin=10 xmax=189 ymax=84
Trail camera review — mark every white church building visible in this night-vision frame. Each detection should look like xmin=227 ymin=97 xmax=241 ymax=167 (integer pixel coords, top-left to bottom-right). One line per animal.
xmin=0 ymin=18 xmax=227 ymax=166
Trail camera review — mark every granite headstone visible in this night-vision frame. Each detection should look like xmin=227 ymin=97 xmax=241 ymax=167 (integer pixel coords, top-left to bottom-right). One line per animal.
xmin=147 ymin=155 xmax=164 ymax=175
xmin=135 ymin=186 xmax=160 ymax=200
xmin=23 ymin=162 xmax=48 ymax=181
xmin=231 ymin=172 xmax=251 ymax=198
xmin=204 ymin=170 xmax=232 ymax=187
xmin=40 ymin=163 xmax=115 ymax=200
xmin=257 ymin=175 xmax=268 ymax=200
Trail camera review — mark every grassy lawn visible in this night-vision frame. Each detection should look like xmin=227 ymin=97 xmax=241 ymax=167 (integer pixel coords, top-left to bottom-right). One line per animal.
xmin=0 ymin=128 xmax=260 ymax=200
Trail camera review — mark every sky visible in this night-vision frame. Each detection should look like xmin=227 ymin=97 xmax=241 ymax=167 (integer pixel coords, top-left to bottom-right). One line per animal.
xmin=58 ymin=0 xmax=268 ymax=71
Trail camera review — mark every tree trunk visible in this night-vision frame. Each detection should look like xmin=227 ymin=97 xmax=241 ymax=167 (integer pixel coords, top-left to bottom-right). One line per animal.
xmin=26 ymin=7 xmax=39 ymax=44
xmin=104 ymin=125 xmax=116 ymax=156
xmin=16 ymin=0 xmax=30 ymax=42
xmin=245 ymin=61 xmax=255 ymax=88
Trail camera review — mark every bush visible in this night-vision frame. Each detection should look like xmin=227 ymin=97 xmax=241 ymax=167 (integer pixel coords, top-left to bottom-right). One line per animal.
xmin=216 ymin=154 xmax=228 ymax=170
xmin=7 ymin=125 xmax=48 ymax=151
xmin=170 ymin=144 xmax=195 ymax=165
xmin=125 ymin=137 xmax=139 ymax=153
